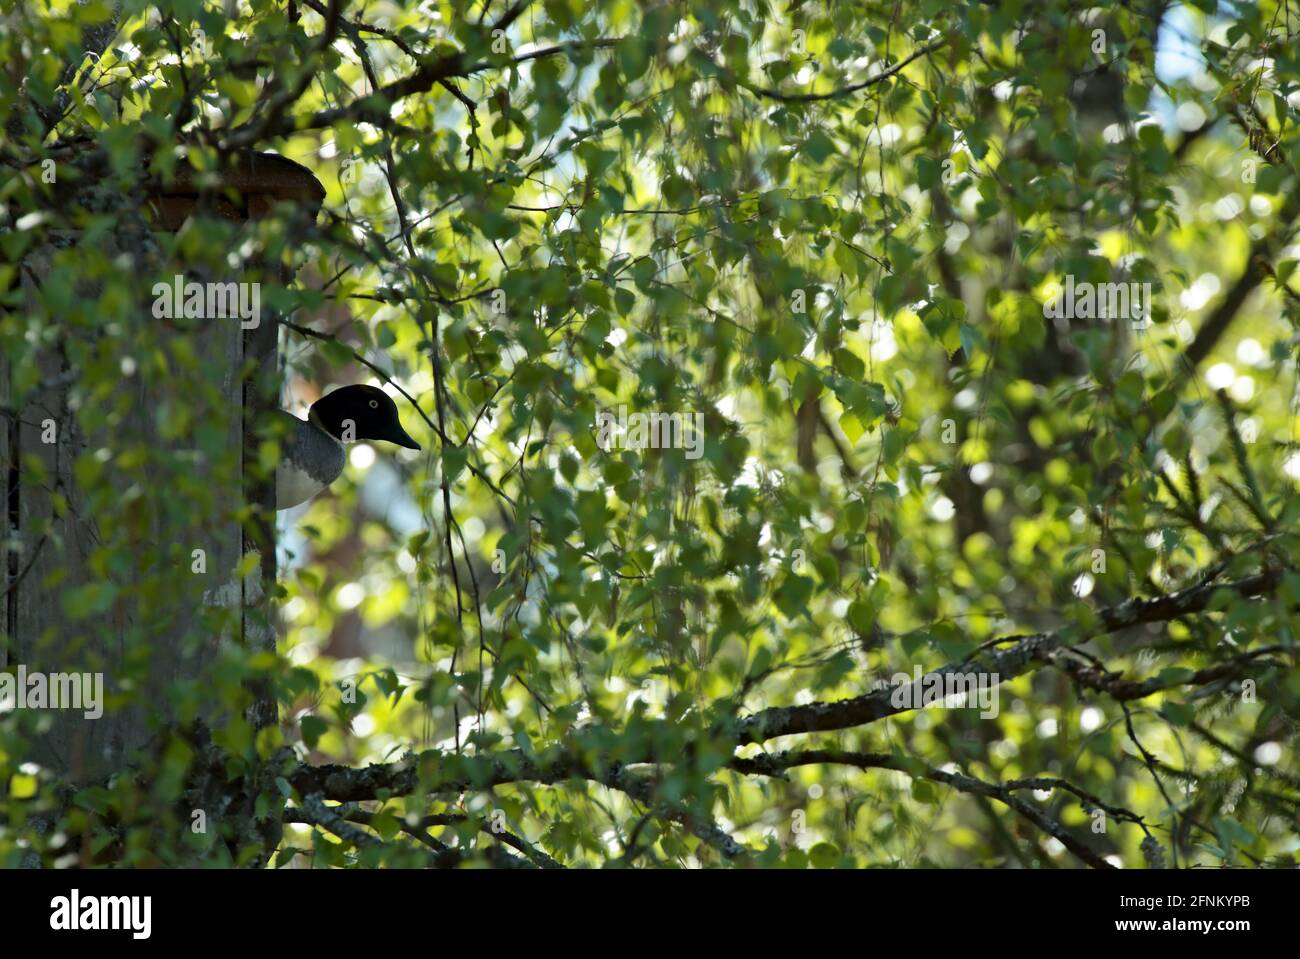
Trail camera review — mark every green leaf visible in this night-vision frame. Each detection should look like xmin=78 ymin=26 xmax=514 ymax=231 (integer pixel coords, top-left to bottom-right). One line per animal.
xmin=911 ymin=780 xmax=940 ymax=804
xmin=1160 ymin=701 xmax=1196 ymax=727
xmin=300 ymin=715 xmax=327 ymax=750
xmin=802 ymin=129 xmax=836 ymax=164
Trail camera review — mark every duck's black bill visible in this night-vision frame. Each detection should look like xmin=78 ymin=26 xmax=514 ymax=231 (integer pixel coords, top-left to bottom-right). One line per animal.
xmin=384 ymin=423 xmax=421 ymax=450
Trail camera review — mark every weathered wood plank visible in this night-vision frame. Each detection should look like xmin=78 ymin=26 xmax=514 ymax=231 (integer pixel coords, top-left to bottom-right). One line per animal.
xmin=13 ymin=240 xmax=254 ymax=782
xmin=1 ymin=280 xmax=9 ymax=674
xmin=5 ymin=152 xmax=317 ymax=802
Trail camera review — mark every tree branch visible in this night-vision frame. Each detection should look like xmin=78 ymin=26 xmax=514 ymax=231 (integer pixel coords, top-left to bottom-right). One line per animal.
xmin=732 ymin=566 xmax=1286 ymax=744
xmin=726 ymin=36 xmax=950 ymax=103
xmin=729 ymin=750 xmax=1117 ymax=869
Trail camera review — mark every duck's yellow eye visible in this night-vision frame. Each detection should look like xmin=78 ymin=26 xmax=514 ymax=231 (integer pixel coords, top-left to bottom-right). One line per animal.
xmin=369 ymin=400 xmax=379 ymax=408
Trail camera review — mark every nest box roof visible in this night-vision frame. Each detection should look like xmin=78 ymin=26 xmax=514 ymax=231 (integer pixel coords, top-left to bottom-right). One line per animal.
xmin=147 ymin=151 xmax=326 ymax=231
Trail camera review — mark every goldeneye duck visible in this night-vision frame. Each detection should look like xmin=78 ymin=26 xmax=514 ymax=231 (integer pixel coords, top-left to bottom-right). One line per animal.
xmin=273 ymin=384 xmax=421 ymax=510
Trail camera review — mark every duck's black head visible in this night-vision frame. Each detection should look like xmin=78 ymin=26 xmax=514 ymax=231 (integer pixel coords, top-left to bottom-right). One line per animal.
xmin=310 ymin=384 xmax=421 ymax=450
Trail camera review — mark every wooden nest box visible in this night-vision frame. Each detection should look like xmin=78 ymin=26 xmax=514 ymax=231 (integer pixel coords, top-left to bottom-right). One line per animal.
xmin=146 ymin=150 xmax=326 ymax=230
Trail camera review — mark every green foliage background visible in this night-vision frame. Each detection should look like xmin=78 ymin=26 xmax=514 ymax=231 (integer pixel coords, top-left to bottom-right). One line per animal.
xmin=2 ymin=0 xmax=1300 ymax=867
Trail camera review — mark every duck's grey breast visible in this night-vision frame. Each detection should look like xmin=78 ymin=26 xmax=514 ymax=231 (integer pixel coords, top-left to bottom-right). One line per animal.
xmin=273 ymin=411 xmax=346 ymax=510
